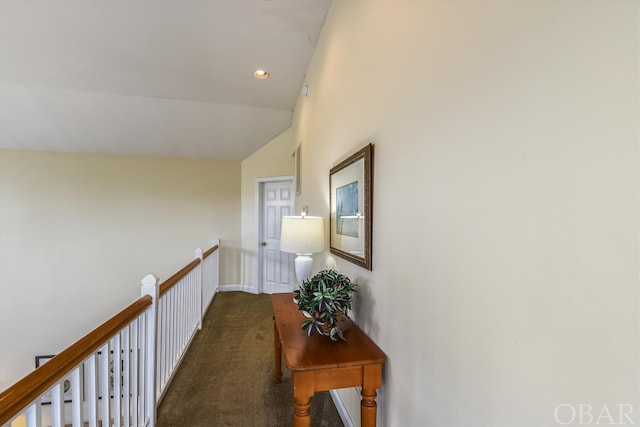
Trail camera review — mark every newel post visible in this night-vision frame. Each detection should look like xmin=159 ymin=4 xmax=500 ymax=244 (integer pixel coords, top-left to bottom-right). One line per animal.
xmin=195 ymin=248 xmax=204 ymax=330
xmin=213 ymin=238 xmax=220 ymax=294
xmin=141 ymin=273 xmax=159 ymax=427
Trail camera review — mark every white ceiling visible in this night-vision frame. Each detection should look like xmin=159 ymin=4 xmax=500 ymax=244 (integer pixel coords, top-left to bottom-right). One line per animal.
xmin=0 ymin=0 xmax=330 ymax=160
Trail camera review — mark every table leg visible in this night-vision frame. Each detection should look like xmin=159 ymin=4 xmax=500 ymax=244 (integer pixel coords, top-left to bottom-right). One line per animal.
xmin=361 ymin=387 xmax=377 ymax=427
xmin=273 ymin=317 xmax=282 ymax=383
xmin=292 ymin=372 xmax=313 ymax=427
xmin=361 ymin=364 xmax=382 ymax=427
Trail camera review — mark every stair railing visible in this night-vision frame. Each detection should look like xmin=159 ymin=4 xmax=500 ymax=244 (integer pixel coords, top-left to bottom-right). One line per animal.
xmin=0 ymin=241 xmax=220 ymax=427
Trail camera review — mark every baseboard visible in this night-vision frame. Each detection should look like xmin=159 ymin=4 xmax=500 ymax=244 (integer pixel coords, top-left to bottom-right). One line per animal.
xmin=329 ymin=389 xmax=356 ymax=427
xmin=217 ymin=284 xmax=259 ymax=294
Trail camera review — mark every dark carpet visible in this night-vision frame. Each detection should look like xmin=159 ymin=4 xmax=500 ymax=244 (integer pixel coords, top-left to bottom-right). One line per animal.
xmin=157 ymin=291 xmax=345 ymax=427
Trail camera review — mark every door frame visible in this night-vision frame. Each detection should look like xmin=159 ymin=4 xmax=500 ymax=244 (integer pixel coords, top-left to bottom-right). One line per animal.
xmin=256 ymin=176 xmax=295 ymax=294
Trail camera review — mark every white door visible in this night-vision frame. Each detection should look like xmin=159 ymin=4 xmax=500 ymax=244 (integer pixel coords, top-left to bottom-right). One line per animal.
xmin=260 ymin=180 xmax=295 ymax=294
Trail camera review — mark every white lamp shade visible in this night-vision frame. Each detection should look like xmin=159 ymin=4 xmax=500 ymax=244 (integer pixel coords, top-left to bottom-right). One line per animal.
xmin=280 ymin=216 xmax=324 ymax=254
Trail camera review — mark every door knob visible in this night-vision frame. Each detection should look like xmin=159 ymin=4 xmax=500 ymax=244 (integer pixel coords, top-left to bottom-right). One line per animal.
xmin=261 ymin=242 xmax=267 ymax=246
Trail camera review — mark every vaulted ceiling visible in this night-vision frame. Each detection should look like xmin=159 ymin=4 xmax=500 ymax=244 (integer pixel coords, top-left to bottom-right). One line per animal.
xmin=0 ymin=0 xmax=330 ymax=160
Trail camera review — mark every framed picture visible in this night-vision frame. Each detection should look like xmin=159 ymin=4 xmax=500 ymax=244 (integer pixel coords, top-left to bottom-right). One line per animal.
xmin=294 ymin=144 xmax=302 ymax=195
xmin=329 ymin=143 xmax=374 ymax=270
xmin=35 ymin=354 xmax=79 ymax=404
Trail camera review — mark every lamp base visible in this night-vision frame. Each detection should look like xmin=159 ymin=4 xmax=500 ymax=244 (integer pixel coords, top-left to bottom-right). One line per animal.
xmin=294 ymin=254 xmax=313 ymax=285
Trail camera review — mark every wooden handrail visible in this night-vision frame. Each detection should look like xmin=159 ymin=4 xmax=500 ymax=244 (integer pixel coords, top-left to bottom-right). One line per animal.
xmin=1 ymin=243 xmax=220 ymax=424
xmin=0 ymin=295 xmax=152 ymax=425
xmin=159 ymin=245 xmax=219 ymax=296
xmin=159 ymin=259 xmax=201 ymax=296
xmin=203 ymin=244 xmax=219 ymax=259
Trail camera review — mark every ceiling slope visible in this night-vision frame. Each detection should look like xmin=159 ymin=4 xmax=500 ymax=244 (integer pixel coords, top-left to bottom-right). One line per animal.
xmin=0 ymin=0 xmax=330 ymax=160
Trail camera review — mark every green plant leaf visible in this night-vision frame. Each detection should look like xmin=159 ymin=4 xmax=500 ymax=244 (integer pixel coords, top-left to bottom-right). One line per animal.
xmin=294 ymin=269 xmax=357 ymax=340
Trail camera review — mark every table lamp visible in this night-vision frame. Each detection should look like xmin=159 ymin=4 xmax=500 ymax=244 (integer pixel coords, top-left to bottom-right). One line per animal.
xmin=280 ymin=213 xmax=324 ymax=284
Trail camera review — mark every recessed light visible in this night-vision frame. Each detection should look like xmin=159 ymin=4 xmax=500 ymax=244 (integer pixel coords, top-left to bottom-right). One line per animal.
xmin=253 ymin=69 xmax=269 ymax=79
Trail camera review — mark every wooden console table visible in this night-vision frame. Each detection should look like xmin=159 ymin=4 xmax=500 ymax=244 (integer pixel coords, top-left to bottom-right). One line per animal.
xmin=271 ymin=293 xmax=387 ymax=427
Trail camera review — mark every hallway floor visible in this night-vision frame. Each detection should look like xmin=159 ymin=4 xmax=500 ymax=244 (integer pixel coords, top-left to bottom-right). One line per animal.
xmin=157 ymin=291 xmax=344 ymax=427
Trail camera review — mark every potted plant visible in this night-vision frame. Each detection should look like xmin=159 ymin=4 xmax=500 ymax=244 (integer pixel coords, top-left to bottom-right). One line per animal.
xmin=293 ymin=269 xmax=358 ymax=341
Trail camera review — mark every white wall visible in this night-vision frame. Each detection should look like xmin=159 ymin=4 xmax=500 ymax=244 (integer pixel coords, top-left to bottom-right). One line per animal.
xmin=240 ymin=128 xmax=295 ymax=288
xmin=292 ymin=1 xmax=639 ymax=426
xmin=0 ymin=150 xmax=240 ymax=390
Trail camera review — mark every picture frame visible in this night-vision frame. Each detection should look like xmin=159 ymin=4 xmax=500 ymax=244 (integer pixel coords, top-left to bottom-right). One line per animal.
xmin=294 ymin=144 xmax=302 ymax=195
xmin=35 ymin=354 xmax=80 ymax=404
xmin=329 ymin=143 xmax=374 ymax=270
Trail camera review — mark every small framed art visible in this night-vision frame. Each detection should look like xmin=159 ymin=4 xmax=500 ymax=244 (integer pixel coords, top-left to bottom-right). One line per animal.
xmin=295 ymin=144 xmax=302 ymax=195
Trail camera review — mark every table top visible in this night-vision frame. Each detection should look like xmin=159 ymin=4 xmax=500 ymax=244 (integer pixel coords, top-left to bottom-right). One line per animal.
xmin=272 ymin=293 xmax=387 ymax=372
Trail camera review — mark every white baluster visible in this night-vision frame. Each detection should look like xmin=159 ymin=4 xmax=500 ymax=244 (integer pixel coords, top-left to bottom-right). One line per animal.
xmin=122 ymin=326 xmax=131 ymax=427
xmin=51 ymin=382 xmax=63 ymax=427
xmin=168 ymin=287 xmax=172 ymax=376
xmin=138 ymin=313 xmax=147 ymax=425
xmin=86 ymin=354 xmax=98 ymax=427
xmin=130 ymin=317 xmax=140 ymax=426
xmin=195 ymin=248 xmax=204 ymax=329
xmin=25 ymin=402 xmax=41 ymax=427
xmin=113 ymin=334 xmax=122 ymax=427
xmin=179 ymin=280 xmax=183 ymax=358
xmin=141 ymin=273 xmax=159 ymax=427
xmin=71 ymin=366 xmax=83 ymax=427
xmin=99 ymin=343 xmax=110 ymax=427
xmin=157 ymin=297 xmax=164 ymax=397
